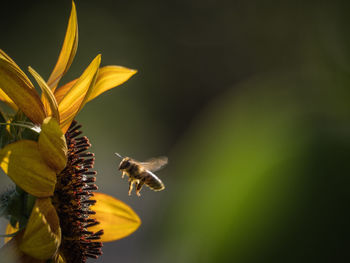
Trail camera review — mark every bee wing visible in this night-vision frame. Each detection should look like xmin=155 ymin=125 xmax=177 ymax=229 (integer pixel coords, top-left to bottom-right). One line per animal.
xmin=140 ymin=156 xmax=168 ymax=172
xmin=144 ymin=170 xmax=165 ymax=191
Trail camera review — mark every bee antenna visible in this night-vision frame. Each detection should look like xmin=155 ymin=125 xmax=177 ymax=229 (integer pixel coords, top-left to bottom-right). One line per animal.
xmin=115 ymin=152 xmax=124 ymax=159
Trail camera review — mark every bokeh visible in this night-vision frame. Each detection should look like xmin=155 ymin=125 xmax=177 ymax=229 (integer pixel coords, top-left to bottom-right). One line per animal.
xmin=1 ymin=0 xmax=350 ymax=262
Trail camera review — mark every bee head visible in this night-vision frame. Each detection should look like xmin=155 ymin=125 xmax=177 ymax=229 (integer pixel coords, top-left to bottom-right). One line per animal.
xmin=119 ymin=157 xmax=131 ymax=170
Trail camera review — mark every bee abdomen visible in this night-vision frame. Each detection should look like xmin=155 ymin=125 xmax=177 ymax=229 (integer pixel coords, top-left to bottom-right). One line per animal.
xmin=144 ymin=171 xmax=165 ymax=191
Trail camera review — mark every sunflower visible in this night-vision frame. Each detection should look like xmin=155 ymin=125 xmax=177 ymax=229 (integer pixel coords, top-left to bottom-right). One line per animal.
xmin=0 ymin=2 xmax=140 ymax=262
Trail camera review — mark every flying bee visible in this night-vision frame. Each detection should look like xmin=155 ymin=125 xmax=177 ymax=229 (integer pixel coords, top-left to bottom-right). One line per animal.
xmin=115 ymin=153 xmax=167 ymax=196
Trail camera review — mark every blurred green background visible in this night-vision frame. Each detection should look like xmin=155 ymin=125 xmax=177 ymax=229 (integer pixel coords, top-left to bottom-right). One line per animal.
xmin=1 ymin=0 xmax=350 ymax=262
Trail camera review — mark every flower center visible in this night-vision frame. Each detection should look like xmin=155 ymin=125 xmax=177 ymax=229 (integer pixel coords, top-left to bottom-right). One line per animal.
xmin=52 ymin=120 xmax=103 ymax=262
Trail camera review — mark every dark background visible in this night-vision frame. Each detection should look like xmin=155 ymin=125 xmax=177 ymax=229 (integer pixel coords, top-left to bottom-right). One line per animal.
xmin=1 ymin=0 xmax=350 ymax=262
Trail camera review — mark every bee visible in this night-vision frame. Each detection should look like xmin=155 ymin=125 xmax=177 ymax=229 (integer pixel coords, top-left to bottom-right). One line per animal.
xmin=115 ymin=153 xmax=167 ymax=196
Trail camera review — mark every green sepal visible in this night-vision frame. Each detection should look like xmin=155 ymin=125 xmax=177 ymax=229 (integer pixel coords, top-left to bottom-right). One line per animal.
xmin=7 ymin=187 xmax=26 ymax=227
xmin=0 ymin=185 xmax=36 ymax=229
xmin=25 ymin=194 xmax=36 ymax=218
xmin=0 ymin=186 xmax=15 ymax=219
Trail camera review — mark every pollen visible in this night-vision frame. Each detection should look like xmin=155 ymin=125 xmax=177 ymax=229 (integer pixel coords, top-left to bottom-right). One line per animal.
xmin=53 ymin=120 xmax=103 ymax=262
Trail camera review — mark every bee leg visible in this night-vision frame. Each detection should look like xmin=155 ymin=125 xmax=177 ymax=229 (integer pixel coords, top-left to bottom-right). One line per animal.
xmin=121 ymin=171 xmax=126 ymax=179
xmin=128 ymin=180 xmax=135 ymax=196
xmin=135 ymin=178 xmax=146 ymax=197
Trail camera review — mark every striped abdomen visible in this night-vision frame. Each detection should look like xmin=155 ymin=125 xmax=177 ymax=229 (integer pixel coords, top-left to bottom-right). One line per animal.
xmin=143 ymin=171 xmax=165 ymax=191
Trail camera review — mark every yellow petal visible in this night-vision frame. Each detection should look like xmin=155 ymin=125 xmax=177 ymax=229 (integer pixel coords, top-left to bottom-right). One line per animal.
xmin=89 ymin=192 xmax=141 ymax=242
xmin=38 ymin=117 xmax=67 ymax=173
xmin=58 ymin=55 xmax=101 ymax=133
xmin=0 ymin=56 xmax=46 ymax=125
xmin=46 ymin=1 xmax=78 ymax=90
xmin=52 ymin=253 xmax=66 ymax=263
xmin=53 ymin=65 xmax=135 ymax=106
xmin=54 ymin=79 xmax=77 ymax=104
xmin=0 ymin=49 xmax=33 ymax=87
xmin=0 ymin=231 xmax=46 ymax=263
xmin=0 ymin=50 xmax=21 ymax=110
xmin=19 ymin=198 xmax=61 ymax=260
xmin=28 ymin=67 xmax=60 ymax=122
xmin=4 ymin=223 xmax=19 ymax=243
xmin=0 ymin=140 xmax=56 ymax=197
xmin=86 ymin=66 xmax=137 ymax=103
xmin=0 ymin=89 xmax=17 ymax=111
xmin=0 ymin=49 xmax=17 ymax=63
